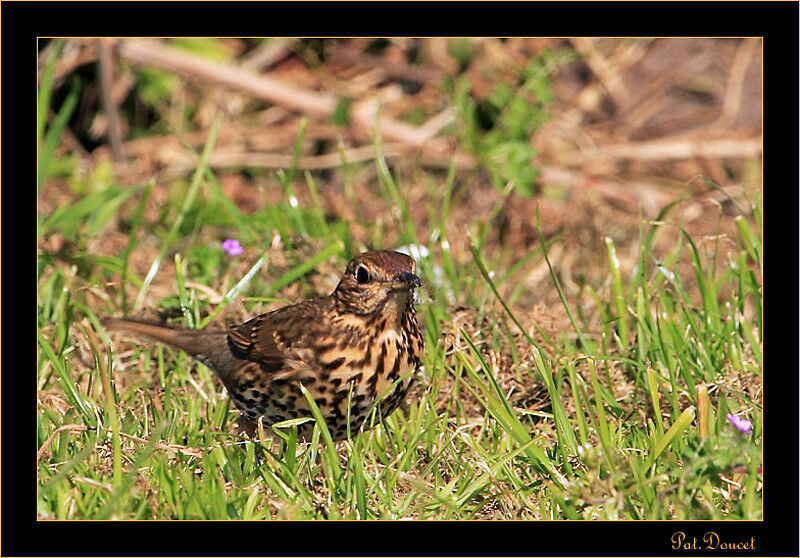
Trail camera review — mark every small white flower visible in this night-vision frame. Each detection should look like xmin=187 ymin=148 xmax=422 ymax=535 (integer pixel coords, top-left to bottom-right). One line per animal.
xmin=657 ymin=265 xmax=675 ymax=282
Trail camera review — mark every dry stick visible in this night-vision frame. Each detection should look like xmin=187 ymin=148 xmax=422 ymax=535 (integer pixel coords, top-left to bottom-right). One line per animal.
xmin=343 ymin=67 xmax=391 ymax=98
xmin=119 ymin=38 xmax=338 ymax=116
xmin=572 ymin=39 xmax=652 ymax=114
xmin=47 ymin=111 xmax=91 ymax=160
xmin=329 ymin=46 xmax=443 ymax=83
xmin=39 ymin=39 xmax=98 ymax=84
xmin=89 ymin=71 xmax=136 ymax=141
xmin=414 ymin=107 xmax=458 ymax=144
xmin=37 ymin=39 xmax=59 ymax=71
xmin=106 ymin=122 xmax=344 ymax=158
xmin=184 ymin=281 xmax=224 ymax=304
xmin=111 ymin=70 xmax=136 ymax=104
xmin=619 ymin=53 xmax=713 ymax=139
xmin=559 ymin=136 xmax=762 ymax=165
xmin=112 ymin=42 xmax=760 ymax=200
xmin=129 ymin=133 xmax=758 ymax=196
xmin=160 ymin=143 xmax=475 ymax=176
xmin=36 ymin=424 xmax=204 ymax=462
xmin=611 ymin=38 xmax=653 ymax=73
xmin=569 ymin=37 xmax=630 ymax=108
xmin=713 ymin=38 xmax=760 ymax=130
xmin=117 ymin=39 xmax=453 ymax=151
xmin=351 ymin=87 xmax=453 ymax=149
xmin=239 ymin=38 xmax=296 ymax=70
xmin=118 ymin=432 xmax=203 ymax=459
xmin=209 ymin=143 xmax=408 ymax=170
xmin=97 ymin=38 xmax=125 ymax=161
xmin=538 ymin=166 xmax=752 ymax=219
xmin=540 ymin=165 xmax=656 ymax=203
xmin=37 ymin=424 xmax=89 ymax=462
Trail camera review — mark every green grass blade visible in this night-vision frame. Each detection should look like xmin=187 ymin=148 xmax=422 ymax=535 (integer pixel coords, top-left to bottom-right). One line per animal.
xmin=531 ymin=349 xmax=578 ymax=458
xmin=565 ymin=361 xmax=589 ymax=447
xmin=642 ymin=406 xmax=695 ymax=472
xmin=349 ymin=438 xmax=369 ymax=519
xmin=121 ymin=180 xmax=153 ymax=315
xmin=468 ymin=240 xmax=547 ymax=354
xmin=458 ymin=336 xmax=566 ymax=487
xmin=199 ymin=252 xmax=269 ymax=328
xmin=587 ymin=359 xmax=617 ymax=473
xmin=37 ymin=39 xmax=63 ymax=148
xmin=605 ymin=237 xmax=629 ymax=349
xmin=38 ymin=77 xmax=80 ymax=192
xmin=535 ymin=207 xmax=589 ymax=352
xmin=37 ymin=331 xmax=96 ymax=427
xmin=373 ymin=111 xmax=418 ymax=244
xmin=135 ymin=113 xmax=223 ymax=311
xmin=267 ymin=241 xmax=344 ymax=296
xmin=81 ymin=324 xmax=122 ymax=487
xmin=299 ymin=383 xmax=343 ymax=495
xmin=646 ymin=367 xmax=665 ymax=438
xmin=41 ymin=185 xmax=138 ymax=239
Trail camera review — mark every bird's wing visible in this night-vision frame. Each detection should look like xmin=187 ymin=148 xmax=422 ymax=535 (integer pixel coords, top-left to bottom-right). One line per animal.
xmin=227 ymin=298 xmax=328 ymax=363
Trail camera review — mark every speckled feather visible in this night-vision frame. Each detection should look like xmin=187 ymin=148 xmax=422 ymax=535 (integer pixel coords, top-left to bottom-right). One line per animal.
xmin=103 ymin=250 xmax=424 ymax=440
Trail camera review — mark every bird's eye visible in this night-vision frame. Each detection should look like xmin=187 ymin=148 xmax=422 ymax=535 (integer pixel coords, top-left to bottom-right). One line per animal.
xmin=356 ymin=266 xmax=370 ymax=284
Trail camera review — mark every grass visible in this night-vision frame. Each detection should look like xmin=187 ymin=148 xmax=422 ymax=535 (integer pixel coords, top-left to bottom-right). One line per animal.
xmin=36 ymin=140 xmax=763 ymax=519
xmin=37 ymin=46 xmax=762 ymax=520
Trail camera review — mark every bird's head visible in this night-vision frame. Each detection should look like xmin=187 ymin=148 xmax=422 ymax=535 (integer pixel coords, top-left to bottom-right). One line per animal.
xmin=334 ymin=250 xmax=422 ymax=315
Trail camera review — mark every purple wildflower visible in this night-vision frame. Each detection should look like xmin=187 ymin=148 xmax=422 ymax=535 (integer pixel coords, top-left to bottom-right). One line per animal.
xmin=222 ymin=238 xmax=243 ymax=256
xmin=726 ymin=413 xmax=753 ymax=435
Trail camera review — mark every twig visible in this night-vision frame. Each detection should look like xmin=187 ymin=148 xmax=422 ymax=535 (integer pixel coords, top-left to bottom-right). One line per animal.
xmin=37 ymin=424 xmax=89 ymax=462
xmin=570 ymin=38 xmax=629 ymax=108
xmin=89 ymin=70 xmax=135 ymax=141
xmin=157 ymin=143 xmax=408 ymax=175
xmin=351 ymin=85 xmax=422 ymax=144
xmin=72 ymin=476 xmax=114 ymax=492
xmin=570 ymin=40 xmax=651 ymax=115
xmin=329 ymin=46 xmax=442 ymax=83
xmin=184 ymin=281 xmax=224 ymax=304
xmin=37 ymin=39 xmax=59 ymax=71
xmin=413 ymin=107 xmax=457 ymax=144
xmin=118 ymin=432 xmax=204 ymax=459
xmin=713 ymin=38 xmax=760 ymax=130
xmin=97 ymin=38 xmax=125 ymax=161
xmin=619 ymin=51 xmax=713 ymax=139
xmin=94 ymin=122 xmax=332 ymax=160
xmin=239 ymin=38 xmax=295 ymax=70
xmin=559 ymin=136 xmax=762 ymax=165
xmin=117 ymin=39 xmax=454 ymax=152
xmin=38 ymin=39 xmax=98 ymax=85
xmin=208 ymin=143 xmax=407 ymax=170
xmin=428 ymin=38 xmax=459 ymax=74
xmin=158 ymin=142 xmax=476 ymax=176
xmin=119 ymin=38 xmax=338 ymax=116
xmin=611 ymin=38 xmax=653 ymax=72
xmin=351 ymin=85 xmax=456 ymax=149
xmin=525 ymin=244 xmax=564 ymax=294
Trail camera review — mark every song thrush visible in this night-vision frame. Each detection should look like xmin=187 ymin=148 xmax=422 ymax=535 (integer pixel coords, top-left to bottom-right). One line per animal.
xmin=103 ymin=250 xmax=424 ymax=441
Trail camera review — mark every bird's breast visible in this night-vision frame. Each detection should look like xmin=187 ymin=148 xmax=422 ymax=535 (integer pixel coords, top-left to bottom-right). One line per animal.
xmin=231 ymin=309 xmax=422 ymax=439
xmin=311 ymin=319 xmax=420 ymax=414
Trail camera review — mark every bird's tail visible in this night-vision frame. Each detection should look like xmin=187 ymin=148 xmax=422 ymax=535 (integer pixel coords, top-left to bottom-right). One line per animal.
xmin=101 ymin=317 xmax=233 ymax=378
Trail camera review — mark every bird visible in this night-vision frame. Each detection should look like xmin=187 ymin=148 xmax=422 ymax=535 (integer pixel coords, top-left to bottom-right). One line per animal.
xmin=103 ymin=250 xmax=424 ymax=441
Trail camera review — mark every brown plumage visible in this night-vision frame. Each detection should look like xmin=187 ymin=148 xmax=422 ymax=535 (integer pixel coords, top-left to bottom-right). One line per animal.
xmin=103 ymin=250 xmax=424 ymax=440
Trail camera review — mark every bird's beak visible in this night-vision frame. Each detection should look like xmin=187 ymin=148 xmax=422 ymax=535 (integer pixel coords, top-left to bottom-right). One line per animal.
xmin=394 ymin=271 xmax=422 ymax=289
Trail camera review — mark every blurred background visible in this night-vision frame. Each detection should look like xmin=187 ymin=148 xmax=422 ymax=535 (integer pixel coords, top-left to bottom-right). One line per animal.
xmin=37 ymin=38 xmax=762 ymax=308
